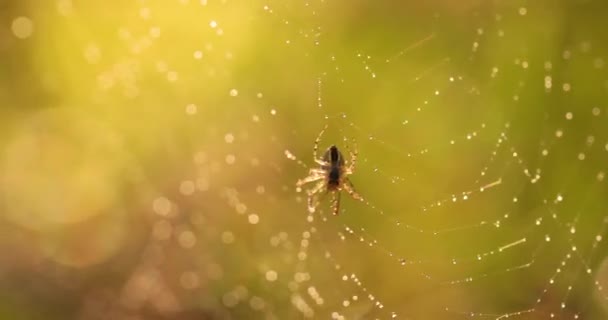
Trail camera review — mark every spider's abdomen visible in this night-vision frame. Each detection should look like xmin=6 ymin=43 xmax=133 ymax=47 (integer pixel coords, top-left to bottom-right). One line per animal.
xmin=327 ymin=166 xmax=341 ymax=188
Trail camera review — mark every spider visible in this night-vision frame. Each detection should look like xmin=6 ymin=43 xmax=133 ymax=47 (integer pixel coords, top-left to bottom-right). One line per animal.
xmin=296 ymin=125 xmax=363 ymax=215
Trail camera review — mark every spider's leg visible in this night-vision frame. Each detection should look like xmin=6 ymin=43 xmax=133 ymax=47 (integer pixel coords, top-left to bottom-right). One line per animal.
xmin=346 ymin=139 xmax=358 ymax=174
xmin=306 ymin=180 xmax=326 ymax=213
xmin=307 ymin=180 xmax=326 ymax=195
xmin=296 ymin=173 xmax=324 ymax=187
xmin=312 ymin=124 xmax=329 ymax=161
xmin=343 ymin=178 xmax=364 ymax=201
xmin=315 ymin=159 xmax=330 ymax=166
xmin=331 ymin=191 xmax=341 ymax=215
xmin=307 ymin=196 xmax=316 ymax=213
xmin=310 ymin=168 xmax=326 ymax=175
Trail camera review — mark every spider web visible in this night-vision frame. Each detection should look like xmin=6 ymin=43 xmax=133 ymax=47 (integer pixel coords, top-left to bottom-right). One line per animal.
xmin=2 ymin=0 xmax=608 ymax=320
xmin=209 ymin=1 xmax=607 ymax=319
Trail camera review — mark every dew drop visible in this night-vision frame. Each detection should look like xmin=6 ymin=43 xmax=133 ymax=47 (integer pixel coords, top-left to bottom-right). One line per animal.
xmin=519 ymin=7 xmax=527 ymax=15
xmin=248 ymin=214 xmax=259 ymax=224
xmin=224 ymin=133 xmax=235 ymax=143
xmin=11 ymin=16 xmax=35 ymax=39
xmin=265 ymin=270 xmax=278 ymax=281
xmin=225 ymin=154 xmax=236 ymax=164
xmin=185 ymin=103 xmax=198 ymax=115
xmin=221 ymin=231 xmax=235 ymax=244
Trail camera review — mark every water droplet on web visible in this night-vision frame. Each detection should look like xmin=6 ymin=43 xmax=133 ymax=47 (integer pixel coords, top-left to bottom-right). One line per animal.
xmin=179 ymin=180 xmax=196 ymax=195
xmin=153 ymin=197 xmax=172 ymax=216
xmin=544 ymin=76 xmax=553 ymax=90
xmin=224 ymin=133 xmax=235 ymax=144
xmin=225 ymin=154 xmax=236 ymax=164
xmin=284 ymin=150 xmax=297 ymax=160
xmin=178 ymin=230 xmax=197 ymax=248
xmin=186 ymin=103 xmax=198 ymax=115
xmin=265 ymin=270 xmax=277 ymax=282
xmin=149 ymin=26 xmax=161 ymax=38
xmin=256 ymin=185 xmax=265 ymax=194
xmin=83 ymin=43 xmax=102 ymax=64
xmin=221 ymin=231 xmax=235 ymax=244
xmin=249 ymin=296 xmax=266 ymax=310
xmin=519 ymin=7 xmax=528 ymax=15
xmin=222 ymin=292 xmax=238 ymax=307
xmin=139 ymin=7 xmax=151 ymax=19
xmin=167 ymin=71 xmax=178 ymax=82
xmin=57 ymin=0 xmax=73 ymax=15
xmin=248 ymin=214 xmax=259 ymax=224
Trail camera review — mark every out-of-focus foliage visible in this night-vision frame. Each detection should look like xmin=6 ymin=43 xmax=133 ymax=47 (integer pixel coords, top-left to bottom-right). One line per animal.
xmin=1 ymin=0 xmax=608 ymax=319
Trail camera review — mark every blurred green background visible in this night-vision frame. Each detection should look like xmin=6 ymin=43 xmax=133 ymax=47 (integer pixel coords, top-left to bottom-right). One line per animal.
xmin=1 ymin=0 xmax=608 ymax=319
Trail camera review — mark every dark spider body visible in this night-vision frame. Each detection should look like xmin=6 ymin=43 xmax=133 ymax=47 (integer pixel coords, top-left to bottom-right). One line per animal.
xmin=324 ymin=145 xmax=343 ymax=189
